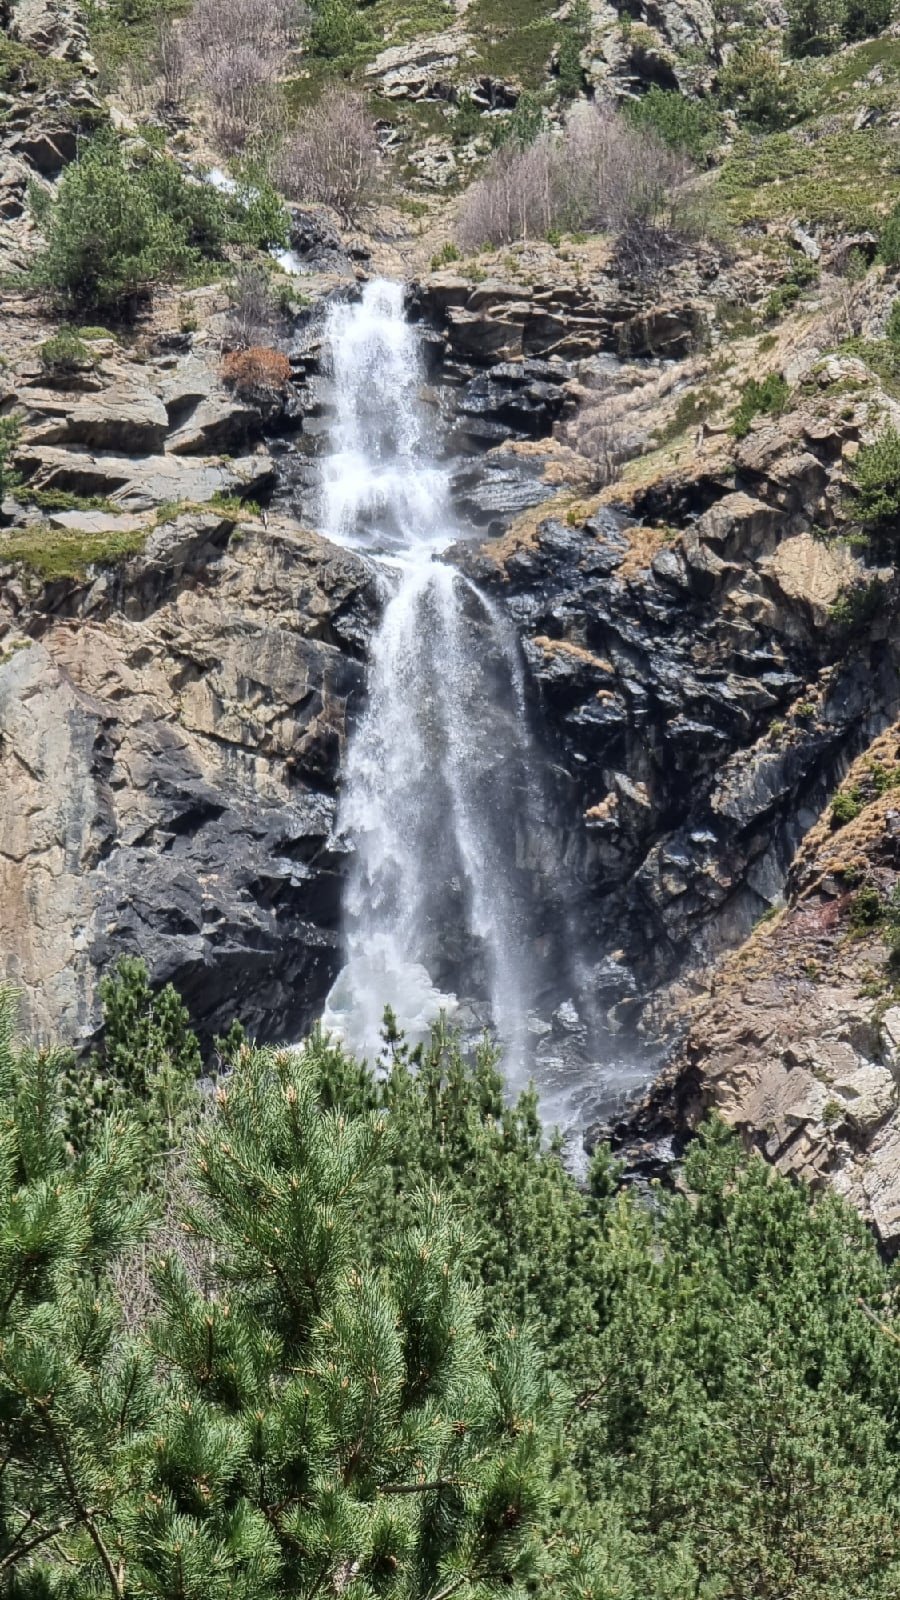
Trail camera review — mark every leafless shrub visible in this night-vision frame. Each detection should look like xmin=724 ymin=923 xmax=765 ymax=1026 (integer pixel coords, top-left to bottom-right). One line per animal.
xmin=154 ymin=17 xmax=189 ymax=112
xmin=456 ymin=102 xmax=693 ymax=251
xmin=611 ymin=215 xmax=689 ymax=288
xmin=275 ymin=90 xmax=378 ymax=225
xmin=188 ymin=0 xmax=307 ymax=151
xmin=821 ymin=273 xmax=867 ymax=345
xmin=456 ymin=138 xmax=559 ymax=251
xmin=565 ymin=102 xmax=690 ymax=233
xmin=227 ymin=264 xmax=285 ymax=349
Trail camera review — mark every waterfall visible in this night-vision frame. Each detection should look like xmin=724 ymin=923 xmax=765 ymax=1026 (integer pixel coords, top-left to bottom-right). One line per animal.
xmin=314 ymin=280 xmax=643 ymax=1130
xmin=319 ymin=280 xmax=549 ymax=1077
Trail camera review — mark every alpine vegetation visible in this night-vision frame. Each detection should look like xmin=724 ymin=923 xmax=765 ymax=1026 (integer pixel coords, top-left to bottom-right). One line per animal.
xmin=3 ymin=968 xmax=900 ymax=1599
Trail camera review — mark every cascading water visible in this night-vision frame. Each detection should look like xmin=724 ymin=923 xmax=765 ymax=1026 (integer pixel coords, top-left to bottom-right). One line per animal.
xmin=317 ymin=279 xmax=625 ymax=1126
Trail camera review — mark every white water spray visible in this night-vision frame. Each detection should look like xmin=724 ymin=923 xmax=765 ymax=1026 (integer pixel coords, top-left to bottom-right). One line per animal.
xmin=320 ymin=281 xmax=540 ymax=1075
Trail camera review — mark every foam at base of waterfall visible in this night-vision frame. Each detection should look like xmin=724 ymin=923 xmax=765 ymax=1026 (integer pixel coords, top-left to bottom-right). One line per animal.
xmin=321 ymin=952 xmax=457 ymax=1064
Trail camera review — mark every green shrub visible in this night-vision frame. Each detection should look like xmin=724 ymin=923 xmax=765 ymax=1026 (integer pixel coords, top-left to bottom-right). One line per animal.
xmin=82 ymin=0 xmax=189 ymax=87
xmin=828 ymin=576 xmax=889 ymax=633
xmin=33 ymin=132 xmax=230 ymax=313
xmin=850 ymin=881 xmax=884 ymax=928
xmin=879 ymin=201 xmax=900 ymax=265
xmin=491 ymin=89 xmax=545 ymax=150
xmin=831 ymin=788 xmax=863 ymax=827
xmin=0 ymin=32 xmax=81 ymax=91
xmin=886 ymin=298 xmax=900 ymax=345
xmin=717 ymin=38 xmax=807 ymax=128
xmin=786 ymin=0 xmax=846 ymax=54
xmin=844 ymin=0 xmax=895 ymax=39
xmin=38 ymin=325 xmax=96 ymax=377
xmin=63 ymin=955 xmax=202 ymax=1161
xmin=431 ymin=240 xmax=461 ymax=270
xmin=7 ymin=978 xmax=900 ymax=1596
xmin=0 ymin=414 xmax=21 ymax=502
xmin=849 ymin=424 xmax=900 ymax=545
xmin=628 ymin=86 xmax=721 ymax=161
xmin=309 ymin=0 xmax=368 ymax=59
xmin=556 ymin=0 xmax=590 ymax=99
xmin=763 ymin=254 xmax=819 ymax=321
xmin=451 ymin=91 xmax=485 ymax=145
xmin=731 ymin=371 xmax=790 ymax=437
xmin=228 ymin=171 xmax=291 ymax=251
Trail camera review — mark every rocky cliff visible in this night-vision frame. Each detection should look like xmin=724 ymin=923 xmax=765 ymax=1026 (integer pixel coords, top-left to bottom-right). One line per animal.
xmin=6 ymin=0 xmax=900 ymax=1228
xmin=1 ymin=509 xmax=375 ymax=1043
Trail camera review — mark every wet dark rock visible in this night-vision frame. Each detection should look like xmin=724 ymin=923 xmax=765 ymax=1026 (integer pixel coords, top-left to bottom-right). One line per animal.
xmin=476 ymin=477 xmax=900 ymax=1011
xmin=617 ymin=302 xmax=707 ymax=360
xmin=288 ymin=207 xmax=353 ymax=274
xmin=450 ymin=452 xmax=554 ymax=532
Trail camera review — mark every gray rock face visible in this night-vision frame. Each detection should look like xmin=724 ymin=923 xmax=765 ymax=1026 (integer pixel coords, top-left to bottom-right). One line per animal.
xmin=0 ymin=512 xmax=378 ymax=1046
xmin=14 ymin=346 xmax=290 ymax=501
xmin=610 ymin=733 xmax=900 ymax=1245
xmin=464 ymin=392 xmax=900 ymax=1016
xmin=364 ymin=27 xmax=470 ymax=99
xmin=411 ymin=275 xmax=638 ymax=366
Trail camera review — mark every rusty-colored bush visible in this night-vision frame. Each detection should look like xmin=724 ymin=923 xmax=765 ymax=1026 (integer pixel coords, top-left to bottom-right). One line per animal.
xmin=221 ymin=345 xmax=292 ymax=395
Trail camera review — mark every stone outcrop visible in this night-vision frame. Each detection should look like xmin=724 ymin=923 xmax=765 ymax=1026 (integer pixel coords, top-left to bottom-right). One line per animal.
xmin=463 ymin=374 xmax=900 ymax=1022
xmin=364 ymin=27 xmax=471 ymax=100
xmin=615 ymin=722 xmax=900 ymax=1246
xmin=0 ymin=511 xmax=378 ymax=1046
xmin=8 ymin=341 xmax=288 ymax=509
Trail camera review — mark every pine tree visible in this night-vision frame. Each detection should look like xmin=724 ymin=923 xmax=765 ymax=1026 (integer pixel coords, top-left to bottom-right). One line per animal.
xmin=0 ymin=988 xmax=151 ymax=1597
xmin=62 ymin=956 xmax=201 ymax=1165
xmin=136 ymin=1041 xmax=559 ymax=1600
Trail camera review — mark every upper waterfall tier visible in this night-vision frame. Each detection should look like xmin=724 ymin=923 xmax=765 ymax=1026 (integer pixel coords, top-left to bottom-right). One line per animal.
xmin=319 ymin=279 xmax=455 ymax=560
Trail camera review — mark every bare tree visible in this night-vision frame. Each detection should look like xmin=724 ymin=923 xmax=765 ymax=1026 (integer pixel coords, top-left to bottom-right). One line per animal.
xmin=154 ymin=16 xmax=189 ymax=112
xmin=456 ymin=101 xmax=693 ymax=251
xmin=188 ymin=0 xmax=308 ymax=151
xmin=227 ymin=263 xmax=285 ymax=349
xmin=275 ymin=89 xmax=378 ymax=224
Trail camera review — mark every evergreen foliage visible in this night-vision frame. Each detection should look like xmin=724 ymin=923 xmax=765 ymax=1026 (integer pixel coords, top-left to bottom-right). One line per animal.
xmin=4 ymin=989 xmax=900 ymax=1598
xmin=848 ymin=423 xmax=900 ymax=551
xmin=717 ymin=38 xmax=807 ymax=129
xmin=31 ymin=135 xmax=288 ymax=315
xmin=731 ymin=371 xmax=790 ymax=437
xmin=785 ymin=0 xmax=893 ymax=53
xmin=0 ymin=415 xmax=21 ymax=502
xmin=556 ymin=0 xmax=591 ymax=100
xmin=878 ymin=199 xmax=900 ymax=265
xmin=627 ymin=87 xmax=721 ymax=161
xmin=61 ymin=956 xmax=202 ymax=1163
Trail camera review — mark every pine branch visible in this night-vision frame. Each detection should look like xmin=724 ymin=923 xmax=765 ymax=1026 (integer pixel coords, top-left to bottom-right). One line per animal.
xmin=857 ymin=1297 xmax=900 ymax=1346
xmin=0 ymin=1513 xmax=77 ymax=1573
xmin=427 ymin=1575 xmax=467 ymax=1600
xmin=38 ymin=1404 xmax=124 ymax=1599
xmin=383 ymin=1478 xmax=464 ymax=1495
